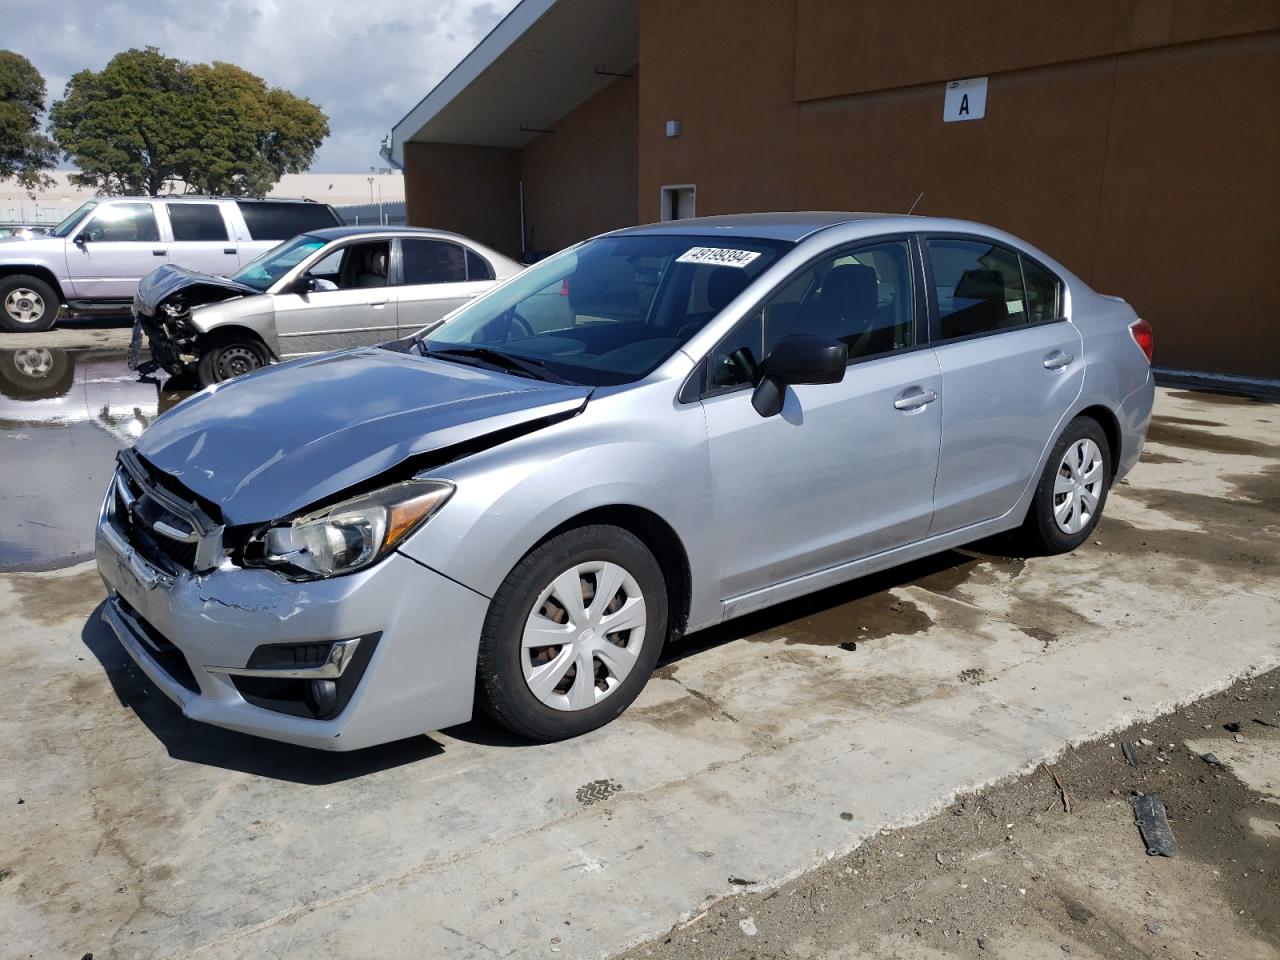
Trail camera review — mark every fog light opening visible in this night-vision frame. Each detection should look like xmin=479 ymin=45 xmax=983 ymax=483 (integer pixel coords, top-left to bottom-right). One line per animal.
xmin=307 ymin=678 xmax=338 ymax=717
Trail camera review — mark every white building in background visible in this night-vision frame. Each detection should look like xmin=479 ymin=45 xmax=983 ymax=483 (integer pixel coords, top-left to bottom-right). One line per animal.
xmin=0 ymin=171 xmax=405 ymax=226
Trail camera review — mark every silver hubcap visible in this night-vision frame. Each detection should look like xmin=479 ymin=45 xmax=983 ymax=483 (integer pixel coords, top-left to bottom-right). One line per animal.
xmin=12 ymin=347 xmax=54 ymax=377
xmin=1053 ymin=438 xmax=1104 ymax=534
xmin=521 ymin=561 xmax=647 ymax=712
xmin=4 ymin=288 xmax=45 ymax=324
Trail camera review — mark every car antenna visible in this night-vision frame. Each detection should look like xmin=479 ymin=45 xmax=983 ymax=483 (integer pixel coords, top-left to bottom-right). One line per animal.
xmin=906 ymin=191 xmax=924 ymax=216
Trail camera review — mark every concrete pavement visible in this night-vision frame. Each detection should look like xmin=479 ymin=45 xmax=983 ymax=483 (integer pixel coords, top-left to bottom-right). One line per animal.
xmin=0 ymin=386 xmax=1276 ymax=959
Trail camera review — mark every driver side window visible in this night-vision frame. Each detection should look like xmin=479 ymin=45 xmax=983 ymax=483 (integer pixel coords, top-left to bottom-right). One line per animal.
xmin=81 ymin=203 xmax=160 ymax=243
xmin=304 ymin=241 xmax=390 ymax=291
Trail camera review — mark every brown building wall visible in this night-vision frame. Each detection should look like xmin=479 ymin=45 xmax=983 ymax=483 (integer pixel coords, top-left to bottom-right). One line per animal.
xmin=403 ymin=142 xmax=521 ymax=255
xmin=520 ymin=73 xmax=640 ymax=254
xmin=636 ymin=0 xmax=1280 ymax=379
xmin=638 ymin=0 xmax=799 ymax=221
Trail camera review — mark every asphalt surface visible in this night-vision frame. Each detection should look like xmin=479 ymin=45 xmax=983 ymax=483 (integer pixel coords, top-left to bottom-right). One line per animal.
xmin=0 ymin=357 xmax=1276 ymax=959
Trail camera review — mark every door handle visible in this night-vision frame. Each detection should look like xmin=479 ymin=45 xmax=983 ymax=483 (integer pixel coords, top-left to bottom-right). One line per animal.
xmin=152 ymin=249 xmax=166 ymax=256
xmin=1043 ymin=350 xmax=1074 ymax=370
xmin=367 ymin=298 xmax=389 ymax=307
xmin=223 ymin=247 xmax=236 ymax=255
xmin=893 ymin=387 xmax=938 ymax=411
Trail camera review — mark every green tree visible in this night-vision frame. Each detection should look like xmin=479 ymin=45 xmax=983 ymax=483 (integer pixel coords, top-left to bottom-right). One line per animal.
xmin=50 ymin=48 xmax=328 ymax=197
xmin=0 ymin=50 xmax=58 ymax=194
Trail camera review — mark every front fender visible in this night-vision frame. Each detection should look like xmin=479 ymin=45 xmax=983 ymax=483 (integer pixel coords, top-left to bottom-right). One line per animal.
xmin=190 ymin=298 xmax=281 ymax=356
xmin=395 ymin=380 xmax=723 ymax=631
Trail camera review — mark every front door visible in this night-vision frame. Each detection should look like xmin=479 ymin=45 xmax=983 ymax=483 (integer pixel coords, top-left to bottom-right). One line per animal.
xmin=63 ymin=201 xmax=166 ymax=302
xmin=162 ymin=202 xmax=240 ymax=277
xmin=272 ymin=239 xmax=396 ymax=356
xmin=700 ymin=237 xmax=942 ymax=600
xmin=923 ymin=236 xmax=1084 ymax=534
xmin=393 ymin=238 xmax=493 ymax=334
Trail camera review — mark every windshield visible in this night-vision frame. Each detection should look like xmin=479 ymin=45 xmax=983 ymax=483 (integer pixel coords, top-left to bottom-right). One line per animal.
xmin=231 ymin=234 xmax=328 ymax=291
xmin=421 ymin=234 xmax=789 ymax=386
xmin=50 ymin=201 xmax=98 ymax=238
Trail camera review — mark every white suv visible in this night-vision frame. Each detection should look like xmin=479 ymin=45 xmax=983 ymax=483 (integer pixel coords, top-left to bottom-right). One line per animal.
xmin=0 ymin=197 xmax=341 ymax=332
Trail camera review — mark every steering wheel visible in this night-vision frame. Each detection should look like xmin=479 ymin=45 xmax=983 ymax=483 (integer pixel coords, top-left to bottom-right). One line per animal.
xmin=728 ymin=347 xmax=757 ymax=384
xmin=506 ymin=309 xmax=534 ymax=341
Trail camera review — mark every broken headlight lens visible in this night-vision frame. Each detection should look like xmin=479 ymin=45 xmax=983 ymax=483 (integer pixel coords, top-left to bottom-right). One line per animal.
xmin=258 ymin=479 xmax=454 ymax=579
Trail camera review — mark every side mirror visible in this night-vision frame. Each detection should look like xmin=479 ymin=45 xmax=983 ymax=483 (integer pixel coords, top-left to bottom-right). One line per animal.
xmin=751 ymin=335 xmax=847 ymax=417
xmin=290 ymin=275 xmax=318 ymax=295
xmin=73 ymin=234 xmax=89 ymax=246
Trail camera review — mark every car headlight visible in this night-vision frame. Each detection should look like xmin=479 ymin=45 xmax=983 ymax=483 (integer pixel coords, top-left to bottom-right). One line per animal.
xmin=256 ymin=479 xmax=454 ymax=579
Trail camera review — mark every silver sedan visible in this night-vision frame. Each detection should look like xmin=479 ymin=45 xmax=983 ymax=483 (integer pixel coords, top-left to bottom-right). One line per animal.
xmin=96 ymin=213 xmax=1154 ymax=748
xmin=130 ymin=226 xmax=522 ymax=385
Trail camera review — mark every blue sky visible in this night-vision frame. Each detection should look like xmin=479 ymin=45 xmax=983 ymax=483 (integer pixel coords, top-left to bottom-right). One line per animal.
xmin=5 ymin=0 xmax=520 ymax=171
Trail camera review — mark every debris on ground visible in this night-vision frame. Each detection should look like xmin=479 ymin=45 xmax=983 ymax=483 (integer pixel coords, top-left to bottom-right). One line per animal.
xmin=738 ymin=917 xmax=757 ymax=936
xmin=1201 ymin=752 xmax=1223 ymax=766
xmin=1133 ymin=794 xmax=1177 ymax=857
xmin=1046 ymin=764 xmax=1073 ymax=813
xmin=1121 ymin=740 xmax=1140 ymax=766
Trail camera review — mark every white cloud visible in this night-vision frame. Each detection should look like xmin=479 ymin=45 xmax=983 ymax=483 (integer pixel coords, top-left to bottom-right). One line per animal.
xmin=5 ymin=0 xmax=519 ymax=171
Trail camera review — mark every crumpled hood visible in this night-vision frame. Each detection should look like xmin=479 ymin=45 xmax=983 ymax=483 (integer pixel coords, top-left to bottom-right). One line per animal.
xmin=135 ymin=347 xmax=591 ymax=524
xmin=133 ymin=264 xmax=260 ymax=317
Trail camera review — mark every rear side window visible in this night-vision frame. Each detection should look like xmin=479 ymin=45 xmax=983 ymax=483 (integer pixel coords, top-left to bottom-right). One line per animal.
xmin=236 ymin=201 xmax=340 ymax=241
xmin=167 ymin=203 xmax=228 ymax=242
xmin=927 ymin=238 xmax=1027 ymax=340
xmin=401 ymin=239 xmax=467 ymax=284
xmin=1022 ymin=257 xmax=1063 ymax=323
xmin=466 ymin=248 xmax=494 ymax=281
xmin=81 ymin=203 xmax=159 ymax=242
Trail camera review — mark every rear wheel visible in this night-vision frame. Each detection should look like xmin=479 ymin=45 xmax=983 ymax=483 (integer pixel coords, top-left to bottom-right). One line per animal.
xmin=0 ymin=275 xmax=60 ymax=333
xmin=196 ymin=337 xmax=269 ymax=386
xmin=1021 ymin=416 xmax=1111 ymax=554
xmin=477 ymin=525 xmax=667 ymax=741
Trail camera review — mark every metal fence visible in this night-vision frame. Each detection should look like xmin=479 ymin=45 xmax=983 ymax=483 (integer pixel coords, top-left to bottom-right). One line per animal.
xmin=334 ymin=201 xmax=406 ymax=226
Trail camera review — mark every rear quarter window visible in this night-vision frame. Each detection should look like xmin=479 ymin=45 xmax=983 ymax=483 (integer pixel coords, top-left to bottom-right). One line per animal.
xmin=236 ymin=201 xmax=340 ymax=241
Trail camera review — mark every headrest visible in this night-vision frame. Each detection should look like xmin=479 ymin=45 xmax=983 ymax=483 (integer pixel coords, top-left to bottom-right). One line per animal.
xmin=821 ymin=264 xmax=877 ymax=311
xmin=953 ymin=268 xmax=1004 ymax=301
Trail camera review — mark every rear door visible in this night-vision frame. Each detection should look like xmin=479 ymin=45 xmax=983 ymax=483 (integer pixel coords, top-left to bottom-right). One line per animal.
xmin=161 ymin=202 xmax=240 ymax=276
xmin=392 ymin=238 xmax=496 ymax=334
xmin=923 ymin=235 xmax=1083 ymax=534
xmin=271 ymin=239 xmax=396 ymax=356
xmin=63 ymin=201 xmax=167 ymax=302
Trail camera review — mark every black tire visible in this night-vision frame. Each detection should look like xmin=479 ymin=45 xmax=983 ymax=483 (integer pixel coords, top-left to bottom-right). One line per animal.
xmin=0 ymin=274 xmax=60 ymax=333
xmin=196 ymin=337 xmax=269 ymax=386
xmin=0 ymin=347 xmax=73 ymax=400
xmin=476 ymin=525 xmax=668 ymax=741
xmin=1021 ymin=416 xmax=1112 ymax=555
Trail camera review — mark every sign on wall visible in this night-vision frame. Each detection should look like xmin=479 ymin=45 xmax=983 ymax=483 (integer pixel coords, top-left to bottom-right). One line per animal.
xmin=944 ymin=77 xmax=987 ymax=122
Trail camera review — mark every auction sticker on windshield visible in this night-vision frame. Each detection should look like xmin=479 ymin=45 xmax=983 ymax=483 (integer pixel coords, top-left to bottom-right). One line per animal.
xmin=675 ymin=247 xmax=762 ymax=267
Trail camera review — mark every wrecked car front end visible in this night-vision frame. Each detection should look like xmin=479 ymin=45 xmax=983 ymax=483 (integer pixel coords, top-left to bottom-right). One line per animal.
xmin=96 ymin=347 xmax=592 ymax=749
xmin=129 ymin=265 xmax=264 ymax=376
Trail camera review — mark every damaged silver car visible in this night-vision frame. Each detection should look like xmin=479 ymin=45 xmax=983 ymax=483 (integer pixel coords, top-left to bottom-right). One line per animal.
xmin=130 ymin=225 xmax=520 ymax=385
xmin=97 ymin=213 xmax=1154 ymax=749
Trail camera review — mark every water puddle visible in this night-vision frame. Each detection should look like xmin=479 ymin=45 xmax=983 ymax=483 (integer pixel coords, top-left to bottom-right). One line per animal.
xmin=0 ymin=346 xmax=194 ymax=570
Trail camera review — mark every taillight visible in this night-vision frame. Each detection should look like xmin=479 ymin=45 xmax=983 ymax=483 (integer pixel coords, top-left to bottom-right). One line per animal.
xmin=1129 ymin=318 xmax=1153 ymax=364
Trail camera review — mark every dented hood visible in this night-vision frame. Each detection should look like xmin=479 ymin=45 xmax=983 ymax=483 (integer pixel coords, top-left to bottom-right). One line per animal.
xmin=134 ymin=264 xmax=260 ymax=317
xmin=134 ymin=348 xmax=591 ymax=524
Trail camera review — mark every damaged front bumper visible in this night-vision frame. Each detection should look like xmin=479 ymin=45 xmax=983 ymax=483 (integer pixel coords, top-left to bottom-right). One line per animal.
xmin=94 ymin=474 xmax=491 ymax=751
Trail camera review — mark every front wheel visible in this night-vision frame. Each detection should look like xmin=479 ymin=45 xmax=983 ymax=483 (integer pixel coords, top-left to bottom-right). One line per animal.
xmin=196 ymin=338 xmax=269 ymax=386
xmin=476 ymin=525 xmax=667 ymax=741
xmin=1021 ymin=416 xmax=1112 ymax=554
xmin=0 ymin=275 xmax=60 ymax=333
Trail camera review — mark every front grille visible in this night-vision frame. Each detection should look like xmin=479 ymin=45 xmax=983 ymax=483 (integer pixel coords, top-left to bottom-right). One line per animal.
xmin=111 ymin=454 xmax=221 ymax=574
xmin=116 ymin=597 xmax=200 ymax=694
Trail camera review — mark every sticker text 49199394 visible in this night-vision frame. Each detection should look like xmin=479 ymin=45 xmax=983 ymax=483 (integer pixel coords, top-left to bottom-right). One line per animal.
xmin=675 ymin=247 xmax=762 ymax=268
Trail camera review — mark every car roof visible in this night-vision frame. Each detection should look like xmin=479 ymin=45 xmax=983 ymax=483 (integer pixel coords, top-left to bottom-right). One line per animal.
xmin=610 ymin=212 xmax=901 ymax=243
xmin=304 ymin=225 xmax=480 ymax=243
